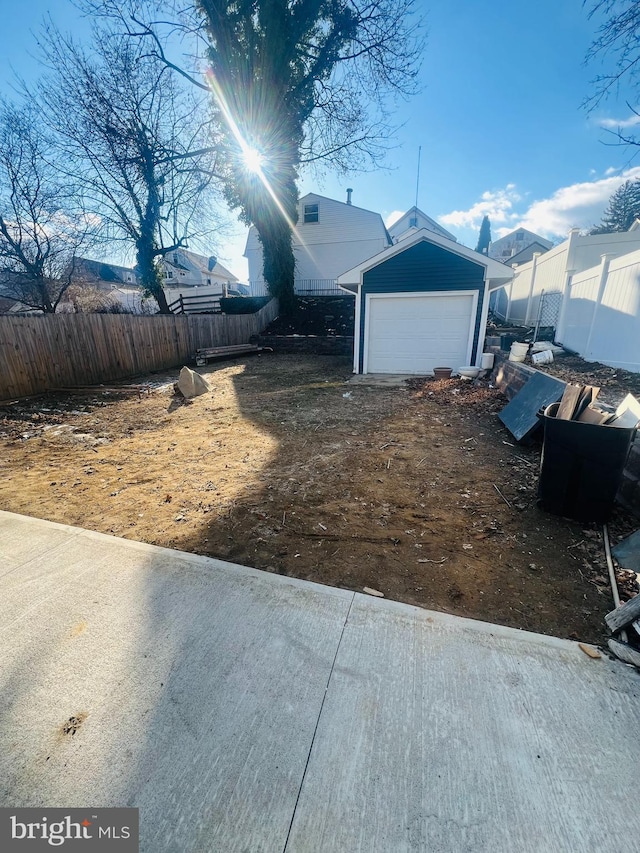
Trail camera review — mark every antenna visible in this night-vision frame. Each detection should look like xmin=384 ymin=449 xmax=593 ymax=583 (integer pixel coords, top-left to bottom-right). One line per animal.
xmin=414 ymin=145 xmax=422 ymax=208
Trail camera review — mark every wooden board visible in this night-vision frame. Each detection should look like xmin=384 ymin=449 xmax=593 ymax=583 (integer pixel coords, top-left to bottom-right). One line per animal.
xmin=605 ymin=593 xmax=640 ymax=633
xmin=573 ymin=386 xmax=598 ymax=420
xmin=556 ymin=384 xmax=582 ymax=420
xmin=577 ymin=405 xmax=612 ymax=425
xmin=498 ymin=372 xmax=566 ymax=443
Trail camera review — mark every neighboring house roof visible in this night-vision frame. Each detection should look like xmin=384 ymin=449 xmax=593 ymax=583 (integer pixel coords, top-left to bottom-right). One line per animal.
xmin=337 ymin=228 xmax=515 ymax=290
xmin=502 ymin=242 xmax=553 ymax=267
xmin=163 ymin=248 xmax=239 ymax=282
xmin=74 ymin=257 xmax=138 ymax=285
xmin=0 ymin=295 xmax=20 ymax=313
xmin=488 ymin=228 xmax=553 ymax=262
xmin=387 ymin=206 xmax=457 ymax=243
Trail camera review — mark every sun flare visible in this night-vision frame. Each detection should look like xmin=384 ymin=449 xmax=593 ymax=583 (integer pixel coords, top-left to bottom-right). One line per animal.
xmin=242 ymin=147 xmax=264 ymax=174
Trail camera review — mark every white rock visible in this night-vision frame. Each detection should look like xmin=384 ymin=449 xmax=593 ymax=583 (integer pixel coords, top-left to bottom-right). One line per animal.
xmin=177 ymin=366 xmax=211 ymax=399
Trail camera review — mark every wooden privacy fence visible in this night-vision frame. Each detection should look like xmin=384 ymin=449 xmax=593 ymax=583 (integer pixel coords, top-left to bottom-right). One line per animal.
xmin=0 ymin=298 xmax=278 ymax=400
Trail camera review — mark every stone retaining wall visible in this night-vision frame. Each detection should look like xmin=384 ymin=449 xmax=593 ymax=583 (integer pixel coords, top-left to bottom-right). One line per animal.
xmin=487 ymin=345 xmax=640 ymax=518
xmin=250 ymin=334 xmax=354 ymax=356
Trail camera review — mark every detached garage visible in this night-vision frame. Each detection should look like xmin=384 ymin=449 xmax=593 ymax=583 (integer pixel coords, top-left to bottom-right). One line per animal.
xmin=337 ymin=229 xmax=514 ymax=375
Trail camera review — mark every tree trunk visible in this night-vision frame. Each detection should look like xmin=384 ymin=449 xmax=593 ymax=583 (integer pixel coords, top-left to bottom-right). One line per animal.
xmin=256 ymin=213 xmax=296 ymax=315
xmin=253 ymin=160 xmax=298 ymax=315
xmin=136 ymin=238 xmax=170 ymax=314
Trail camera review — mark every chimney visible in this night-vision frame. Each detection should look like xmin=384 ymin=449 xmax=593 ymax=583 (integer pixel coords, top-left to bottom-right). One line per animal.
xmin=346 ymin=188 xmax=353 ymax=205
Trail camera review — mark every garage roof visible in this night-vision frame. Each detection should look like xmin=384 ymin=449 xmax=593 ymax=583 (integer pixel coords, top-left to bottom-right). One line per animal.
xmin=337 ymin=228 xmax=515 ymax=289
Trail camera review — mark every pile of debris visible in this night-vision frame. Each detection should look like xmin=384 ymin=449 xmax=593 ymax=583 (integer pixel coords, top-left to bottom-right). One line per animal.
xmin=606 ymin=529 xmax=640 ymax=667
xmin=553 ymin=384 xmax=640 ymax=427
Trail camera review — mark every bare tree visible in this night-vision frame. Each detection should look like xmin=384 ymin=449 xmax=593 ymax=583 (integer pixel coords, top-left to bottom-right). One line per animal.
xmin=84 ymin=0 xmax=424 ymax=311
xmin=0 ymin=101 xmax=88 ymax=313
xmin=583 ymin=0 xmax=640 ymax=152
xmin=585 ymin=1 xmax=640 ymax=107
xmin=36 ymin=24 xmax=222 ymax=313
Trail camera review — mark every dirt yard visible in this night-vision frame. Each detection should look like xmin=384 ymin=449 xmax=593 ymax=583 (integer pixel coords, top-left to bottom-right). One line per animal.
xmin=1 ymin=353 xmax=636 ymax=643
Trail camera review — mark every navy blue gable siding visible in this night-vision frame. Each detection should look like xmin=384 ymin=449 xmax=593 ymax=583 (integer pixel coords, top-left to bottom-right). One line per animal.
xmin=359 ymin=240 xmax=486 ymax=373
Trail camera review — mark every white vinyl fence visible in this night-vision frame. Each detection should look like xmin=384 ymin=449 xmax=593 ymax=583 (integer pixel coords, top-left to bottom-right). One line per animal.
xmin=558 ymin=250 xmax=640 ymax=372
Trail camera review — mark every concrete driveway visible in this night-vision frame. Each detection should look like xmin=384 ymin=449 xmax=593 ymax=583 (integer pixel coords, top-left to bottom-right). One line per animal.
xmin=1 ymin=510 xmax=639 ymax=852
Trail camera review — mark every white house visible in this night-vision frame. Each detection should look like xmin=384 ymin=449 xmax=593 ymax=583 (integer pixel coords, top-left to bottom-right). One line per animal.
xmin=387 ymin=206 xmax=457 ymax=243
xmin=162 ymin=249 xmax=239 ymax=292
xmin=245 ymin=191 xmax=391 ymax=296
xmin=161 ymin=248 xmax=241 ymax=312
xmin=337 ymin=229 xmax=513 ymax=375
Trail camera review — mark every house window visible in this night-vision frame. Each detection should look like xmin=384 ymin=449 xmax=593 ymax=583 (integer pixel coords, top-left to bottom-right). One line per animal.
xmin=516 ymin=231 xmax=524 ymax=241
xmin=304 ymin=204 xmax=319 ymax=223
xmin=409 ymin=216 xmax=418 ymax=227
xmin=167 ymin=271 xmax=173 ymax=278
xmin=207 ymin=278 xmax=211 ymax=284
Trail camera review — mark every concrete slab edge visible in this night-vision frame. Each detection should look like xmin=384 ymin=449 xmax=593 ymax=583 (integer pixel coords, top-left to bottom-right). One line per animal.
xmin=0 ymin=510 xmax=353 ymax=602
xmin=0 ymin=510 xmax=613 ymax=657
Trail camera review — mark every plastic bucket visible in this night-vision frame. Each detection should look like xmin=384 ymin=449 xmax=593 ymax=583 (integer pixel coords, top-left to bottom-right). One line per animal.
xmin=509 ymin=342 xmax=529 ymax=362
xmin=537 ymin=402 xmax=636 ymax=522
xmin=481 ymin=352 xmax=495 ymax=370
xmin=531 ymin=349 xmax=553 ymax=365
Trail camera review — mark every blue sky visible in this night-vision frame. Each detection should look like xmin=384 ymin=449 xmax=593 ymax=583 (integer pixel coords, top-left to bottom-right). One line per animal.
xmin=2 ymin=0 xmax=640 ymax=279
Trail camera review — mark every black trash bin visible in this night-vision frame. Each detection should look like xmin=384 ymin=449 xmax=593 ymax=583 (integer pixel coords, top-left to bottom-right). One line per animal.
xmin=537 ymin=402 xmax=636 ymax=522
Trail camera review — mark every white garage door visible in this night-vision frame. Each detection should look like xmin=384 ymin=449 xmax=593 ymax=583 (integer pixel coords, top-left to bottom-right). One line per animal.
xmin=365 ymin=291 xmax=477 ymax=374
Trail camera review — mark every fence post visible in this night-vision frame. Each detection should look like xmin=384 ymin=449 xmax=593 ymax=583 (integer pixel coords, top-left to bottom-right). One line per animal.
xmin=179 ymin=295 xmax=184 ymax=314
xmin=584 ymin=253 xmax=614 ymax=359
xmin=506 ymin=265 xmax=517 ymax=321
xmin=555 ymin=268 xmax=576 ymax=344
xmin=524 ymin=252 xmax=541 ymax=325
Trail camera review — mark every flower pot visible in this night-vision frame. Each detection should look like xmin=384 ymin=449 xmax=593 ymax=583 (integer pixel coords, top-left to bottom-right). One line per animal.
xmin=433 ymin=367 xmax=453 ymax=380
xmin=457 ymin=366 xmax=481 ymax=379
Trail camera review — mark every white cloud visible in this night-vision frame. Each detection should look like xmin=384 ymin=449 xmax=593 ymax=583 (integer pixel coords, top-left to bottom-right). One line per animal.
xmin=598 ymin=115 xmax=640 ymax=129
xmin=442 ymin=168 xmax=640 ymax=243
xmin=515 ymin=167 xmax=640 ymax=238
xmin=384 ymin=210 xmax=405 ymax=229
xmin=439 ymin=185 xmax=521 ymax=229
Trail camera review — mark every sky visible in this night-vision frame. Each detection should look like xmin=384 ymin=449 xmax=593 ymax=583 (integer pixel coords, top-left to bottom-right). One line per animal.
xmin=2 ymin=0 xmax=640 ymax=280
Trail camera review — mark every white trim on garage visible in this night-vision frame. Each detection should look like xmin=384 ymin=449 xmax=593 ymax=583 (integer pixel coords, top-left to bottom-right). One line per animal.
xmin=362 ymin=290 xmax=479 ymax=375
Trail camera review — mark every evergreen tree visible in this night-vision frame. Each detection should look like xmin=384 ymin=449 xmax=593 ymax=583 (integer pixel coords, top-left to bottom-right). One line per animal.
xmin=475 ymin=215 xmax=491 ymax=254
xmin=590 ymin=180 xmax=640 ymax=234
